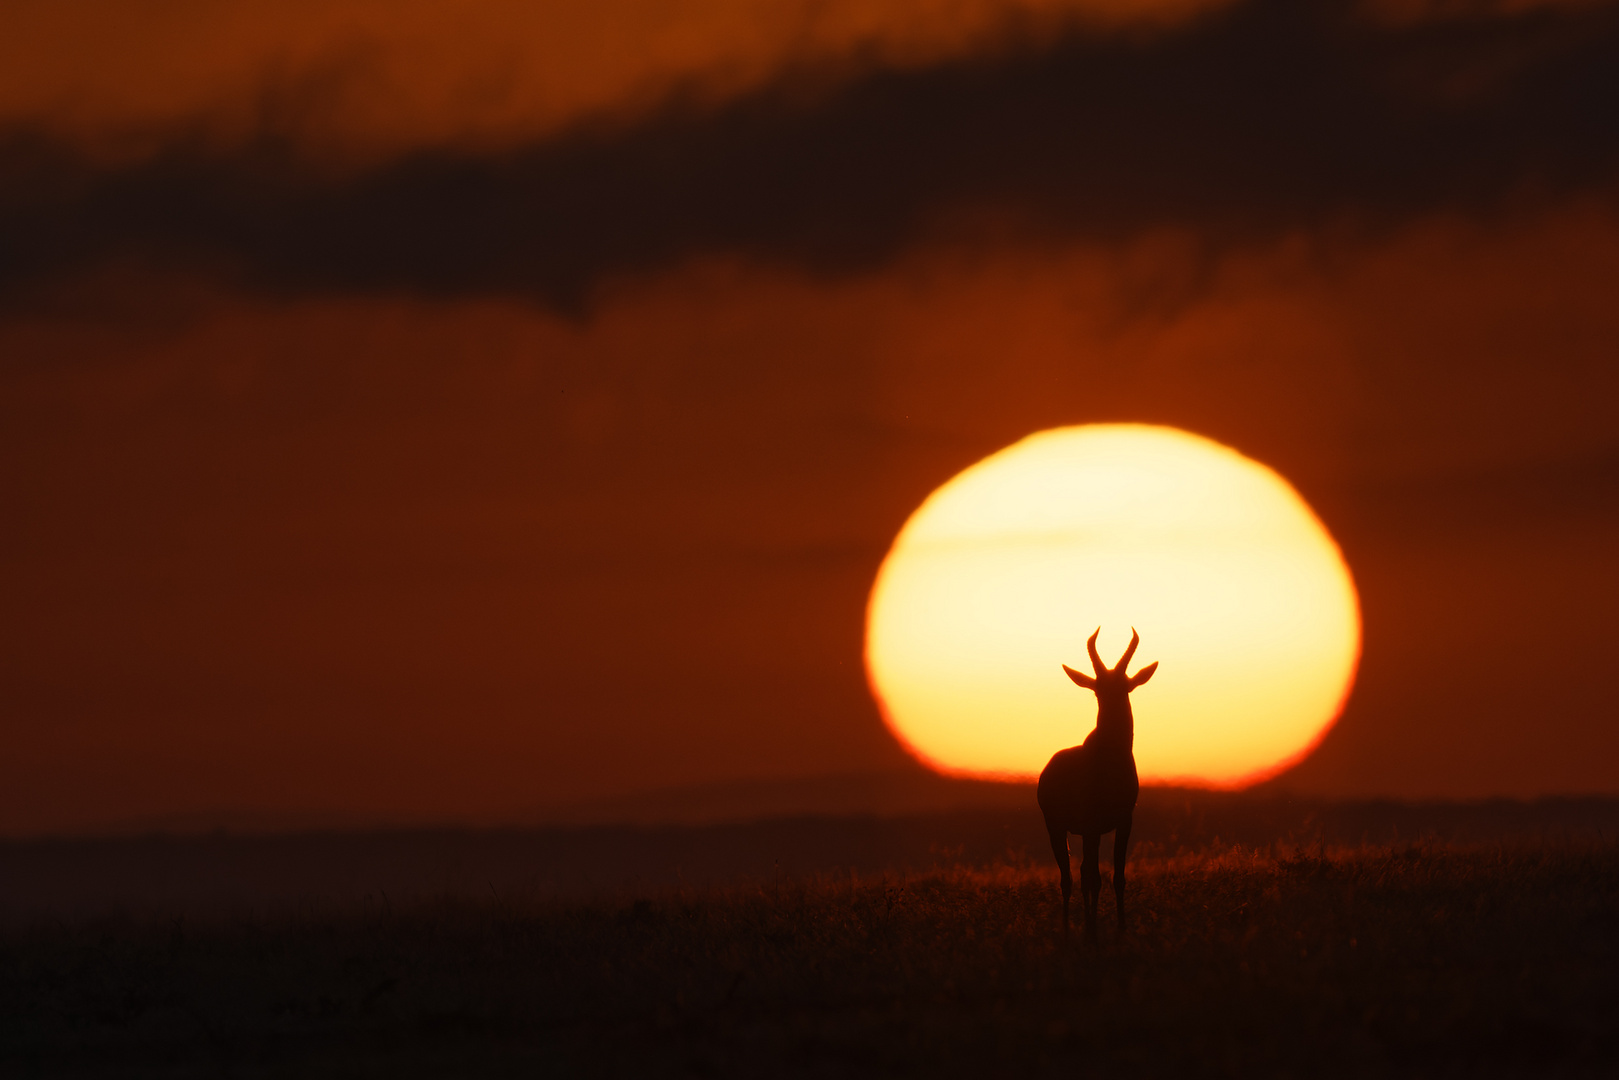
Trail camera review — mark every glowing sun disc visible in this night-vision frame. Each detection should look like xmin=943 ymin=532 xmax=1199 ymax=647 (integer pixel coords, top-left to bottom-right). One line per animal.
xmin=864 ymin=424 xmax=1360 ymax=787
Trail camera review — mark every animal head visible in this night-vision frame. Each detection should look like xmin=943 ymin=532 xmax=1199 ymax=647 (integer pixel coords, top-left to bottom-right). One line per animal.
xmin=1062 ymin=628 xmax=1158 ymax=707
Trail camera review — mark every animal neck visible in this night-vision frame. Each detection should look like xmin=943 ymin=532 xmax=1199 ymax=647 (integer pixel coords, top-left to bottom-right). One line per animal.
xmin=1090 ymin=698 xmax=1135 ymax=750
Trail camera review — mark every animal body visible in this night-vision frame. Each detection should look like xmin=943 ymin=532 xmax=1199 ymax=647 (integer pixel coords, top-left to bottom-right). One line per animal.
xmin=1036 ymin=628 xmax=1158 ymax=937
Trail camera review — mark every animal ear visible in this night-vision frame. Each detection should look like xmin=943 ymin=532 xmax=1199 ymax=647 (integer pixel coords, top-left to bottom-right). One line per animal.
xmin=1063 ymin=664 xmax=1097 ymax=689
xmin=1128 ymin=662 xmax=1159 ymax=689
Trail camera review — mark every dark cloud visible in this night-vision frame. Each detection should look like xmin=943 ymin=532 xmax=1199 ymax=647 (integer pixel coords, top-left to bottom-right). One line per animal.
xmin=3 ymin=0 xmax=1617 ymax=312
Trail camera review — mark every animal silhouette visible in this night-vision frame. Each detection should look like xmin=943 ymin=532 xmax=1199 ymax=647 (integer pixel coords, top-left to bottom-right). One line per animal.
xmin=1037 ymin=628 xmax=1158 ymax=938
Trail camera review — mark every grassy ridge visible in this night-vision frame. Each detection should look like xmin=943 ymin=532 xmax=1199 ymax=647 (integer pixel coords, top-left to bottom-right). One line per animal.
xmin=3 ymin=842 xmax=1617 ymax=1077
xmin=9 ymin=792 xmax=1619 ymax=920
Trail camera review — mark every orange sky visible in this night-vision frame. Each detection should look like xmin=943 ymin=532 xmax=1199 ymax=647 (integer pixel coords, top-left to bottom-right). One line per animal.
xmin=2 ymin=0 xmax=1618 ymax=833
xmin=0 ymin=0 xmax=1223 ymax=163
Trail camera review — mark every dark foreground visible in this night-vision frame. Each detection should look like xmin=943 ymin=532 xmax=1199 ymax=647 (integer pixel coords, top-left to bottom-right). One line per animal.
xmin=3 ymin=841 xmax=1617 ymax=1078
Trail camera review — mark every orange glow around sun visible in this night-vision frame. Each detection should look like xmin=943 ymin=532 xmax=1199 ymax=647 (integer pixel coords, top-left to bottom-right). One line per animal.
xmin=865 ymin=424 xmax=1361 ymax=787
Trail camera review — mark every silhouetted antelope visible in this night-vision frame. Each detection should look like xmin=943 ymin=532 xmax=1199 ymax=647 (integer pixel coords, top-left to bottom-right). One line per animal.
xmin=1037 ymin=628 xmax=1158 ymax=938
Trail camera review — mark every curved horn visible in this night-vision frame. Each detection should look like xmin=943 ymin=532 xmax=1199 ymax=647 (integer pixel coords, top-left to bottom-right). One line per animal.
xmin=1116 ymin=627 xmax=1140 ymax=672
xmin=1086 ymin=628 xmax=1105 ymax=676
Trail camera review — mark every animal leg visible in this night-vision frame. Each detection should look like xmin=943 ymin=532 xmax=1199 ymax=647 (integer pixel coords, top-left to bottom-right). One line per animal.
xmin=1080 ymin=833 xmax=1102 ymax=943
xmin=1046 ymin=822 xmax=1072 ymax=930
xmin=1113 ymin=818 xmax=1132 ymax=933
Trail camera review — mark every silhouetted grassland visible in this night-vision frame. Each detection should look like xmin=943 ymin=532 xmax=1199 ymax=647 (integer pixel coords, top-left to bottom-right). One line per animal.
xmin=3 ymin=839 xmax=1616 ymax=1077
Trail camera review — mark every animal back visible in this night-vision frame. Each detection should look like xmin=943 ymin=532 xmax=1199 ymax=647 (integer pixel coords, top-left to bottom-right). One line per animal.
xmin=1037 ymin=744 xmax=1139 ymax=836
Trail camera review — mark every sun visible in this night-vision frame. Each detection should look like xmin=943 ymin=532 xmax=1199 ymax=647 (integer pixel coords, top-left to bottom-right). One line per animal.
xmin=865 ymin=424 xmax=1360 ymax=787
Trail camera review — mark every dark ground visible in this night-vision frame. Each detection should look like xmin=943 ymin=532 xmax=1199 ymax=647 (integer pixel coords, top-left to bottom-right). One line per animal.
xmin=2 ymin=793 xmax=1617 ymax=1076
xmin=6 ymin=786 xmax=1618 ymax=919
